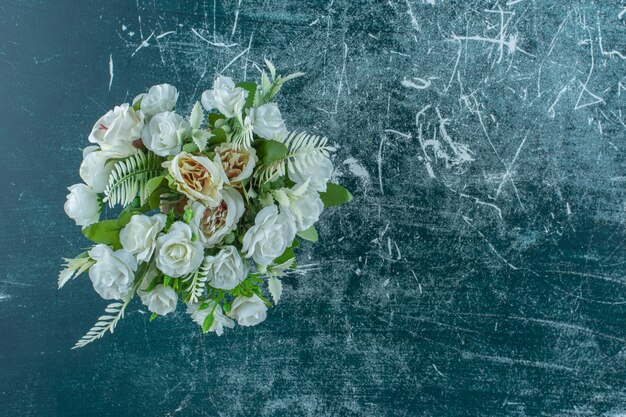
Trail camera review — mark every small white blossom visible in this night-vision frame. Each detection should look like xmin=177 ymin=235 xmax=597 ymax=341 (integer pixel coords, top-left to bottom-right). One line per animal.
xmin=248 ymin=103 xmax=287 ymax=140
xmin=64 ymin=184 xmax=100 ymax=227
xmin=79 ymin=147 xmax=115 ymax=193
xmin=140 ymin=284 xmax=177 ymax=316
xmin=88 ymin=103 xmax=144 ymax=157
xmin=119 ymin=214 xmax=167 ymax=263
xmin=88 ymin=244 xmax=137 ymax=300
xmin=134 ymin=83 xmax=178 ymax=117
xmin=155 ymin=222 xmax=204 ymax=277
xmin=141 ymin=111 xmax=190 ymax=156
xmin=242 ymin=205 xmax=296 ymax=266
xmin=204 ymin=246 xmax=247 ymax=290
xmin=201 ymin=76 xmax=247 ymax=119
xmin=229 ymin=294 xmax=268 ymax=327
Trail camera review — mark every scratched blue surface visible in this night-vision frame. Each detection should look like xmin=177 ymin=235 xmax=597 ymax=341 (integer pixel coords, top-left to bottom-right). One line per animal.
xmin=1 ymin=1 xmax=625 ymax=416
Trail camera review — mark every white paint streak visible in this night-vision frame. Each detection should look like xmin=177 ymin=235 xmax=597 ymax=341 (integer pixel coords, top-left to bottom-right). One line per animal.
xmin=108 ymin=54 xmax=113 ymax=91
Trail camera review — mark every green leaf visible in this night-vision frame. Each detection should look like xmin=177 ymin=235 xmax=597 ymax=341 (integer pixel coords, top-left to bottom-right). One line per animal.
xmin=297 ymin=226 xmax=318 ymax=242
xmin=182 ymin=143 xmax=199 ymax=153
xmin=144 ymin=275 xmax=161 ymax=293
xmin=202 ymin=313 xmax=215 ymax=333
xmin=145 ymin=175 xmax=165 ymax=196
xmin=208 ymin=113 xmax=224 ymax=127
xmin=163 ymin=276 xmax=171 ymax=287
xmin=149 ymin=191 xmax=161 ymax=210
xmin=236 ymin=81 xmax=257 ymax=109
xmin=208 ymin=128 xmax=227 ymax=146
xmin=149 ymin=312 xmax=158 ymax=321
xmin=274 ymin=239 xmax=299 ymax=268
xmin=319 ymin=183 xmax=352 ymax=207
xmin=82 ymin=219 xmax=124 ymax=248
xmin=254 ymin=140 xmax=288 ymax=165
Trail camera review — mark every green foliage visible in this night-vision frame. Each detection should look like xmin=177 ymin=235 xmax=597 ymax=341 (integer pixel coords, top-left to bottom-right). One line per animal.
xmin=319 ymin=183 xmax=353 ymax=207
xmin=259 ymin=59 xmax=304 ymax=103
xmin=182 ymin=143 xmax=199 ymax=153
xmin=253 ymin=139 xmax=288 ymax=165
xmin=274 ymin=239 xmax=299 ymax=268
xmin=208 ymin=128 xmax=227 ymax=146
xmin=254 ymin=131 xmax=334 ymax=186
xmin=208 ymin=113 xmax=224 ymax=127
xmin=82 ymin=210 xmax=140 ymax=249
xmin=103 ymin=151 xmax=164 ymax=208
xmin=235 ymin=81 xmax=257 ymax=109
xmin=297 ymin=226 xmax=318 ymax=242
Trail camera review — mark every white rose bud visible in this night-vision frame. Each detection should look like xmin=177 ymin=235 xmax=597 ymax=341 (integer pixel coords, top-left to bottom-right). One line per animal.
xmin=79 ymin=147 xmax=115 ymax=193
xmin=164 ymin=152 xmax=228 ymax=207
xmin=229 ymin=294 xmax=268 ymax=327
xmin=88 ymin=244 xmax=137 ymax=300
xmin=134 ymin=83 xmax=178 ymax=117
xmin=201 ymin=76 xmax=247 ymax=119
xmin=186 ymin=301 xmax=234 ymax=336
xmin=214 ymin=143 xmax=258 ymax=183
xmin=88 ymin=103 xmax=144 ymax=157
xmin=204 ymin=246 xmax=247 ymax=290
xmin=64 ymin=184 xmax=100 ymax=227
xmin=242 ymin=206 xmax=297 ymax=266
xmin=288 ymin=154 xmax=333 ymax=192
xmin=119 ymin=214 xmax=167 ymax=263
xmin=155 ymin=222 xmax=204 ymax=277
xmin=190 ymin=188 xmax=244 ymax=248
xmin=141 ymin=111 xmax=190 ymax=156
xmin=248 ymin=103 xmax=287 ymax=140
xmin=140 ymin=284 xmax=177 ymax=316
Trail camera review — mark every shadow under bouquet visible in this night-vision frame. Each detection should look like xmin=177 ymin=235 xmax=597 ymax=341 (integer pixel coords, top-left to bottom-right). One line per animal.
xmin=60 ymin=61 xmax=351 ymax=348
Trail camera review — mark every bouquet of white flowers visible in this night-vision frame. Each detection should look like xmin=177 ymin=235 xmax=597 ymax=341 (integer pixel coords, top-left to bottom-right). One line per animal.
xmin=59 ymin=61 xmax=351 ymax=348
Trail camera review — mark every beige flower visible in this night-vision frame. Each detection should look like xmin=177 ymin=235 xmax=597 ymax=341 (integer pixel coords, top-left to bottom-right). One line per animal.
xmin=165 ymin=152 xmax=228 ymax=207
xmin=214 ymin=143 xmax=258 ymax=183
xmin=190 ymin=187 xmax=244 ymax=247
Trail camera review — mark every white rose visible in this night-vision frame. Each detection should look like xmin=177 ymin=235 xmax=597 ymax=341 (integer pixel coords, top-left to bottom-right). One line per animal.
xmin=134 ymin=83 xmax=178 ymax=117
xmin=88 ymin=244 xmax=137 ymax=300
xmin=214 ymin=142 xmax=258 ymax=183
xmin=229 ymin=294 xmax=268 ymax=327
xmin=165 ymin=152 xmax=228 ymax=207
xmin=119 ymin=214 xmax=167 ymax=263
xmin=64 ymin=184 xmax=100 ymax=227
xmin=286 ymin=190 xmax=324 ymax=232
xmin=242 ymin=206 xmax=297 ymax=266
xmin=140 ymin=284 xmax=177 ymax=316
xmin=201 ymin=76 xmax=247 ymax=119
xmin=88 ymin=103 xmax=144 ymax=157
xmin=186 ymin=301 xmax=234 ymax=336
xmin=190 ymin=187 xmax=244 ymax=247
xmin=141 ymin=111 xmax=190 ymax=156
xmin=288 ymin=154 xmax=334 ymax=192
xmin=248 ymin=103 xmax=287 ymax=140
xmin=204 ymin=246 xmax=247 ymax=290
xmin=79 ymin=147 xmax=115 ymax=193
xmin=155 ymin=222 xmax=204 ymax=277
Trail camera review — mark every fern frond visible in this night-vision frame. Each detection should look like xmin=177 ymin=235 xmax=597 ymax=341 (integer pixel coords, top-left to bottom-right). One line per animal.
xmin=185 ymin=258 xmax=211 ymax=304
xmin=72 ymin=301 xmax=126 ymax=349
xmin=254 ymin=131 xmax=335 ymax=185
xmin=103 ymin=151 xmax=164 ymax=208
xmin=58 ymin=254 xmax=94 ymax=289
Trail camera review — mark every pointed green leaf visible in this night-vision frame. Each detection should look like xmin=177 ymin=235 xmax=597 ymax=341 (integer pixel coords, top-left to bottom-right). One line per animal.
xmin=297 ymin=226 xmax=318 ymax=242
xmin=236 ymin=81 xmax=257 ymax=109
xmin=319 ymin=183 xmax=352 ymax=207
xmin=253 ymin=139 xmax=288 ymax=165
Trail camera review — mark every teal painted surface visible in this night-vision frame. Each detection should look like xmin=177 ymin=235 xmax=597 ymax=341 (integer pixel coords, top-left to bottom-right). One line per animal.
xmin=1 ymin=1 xmax=625 ymax=415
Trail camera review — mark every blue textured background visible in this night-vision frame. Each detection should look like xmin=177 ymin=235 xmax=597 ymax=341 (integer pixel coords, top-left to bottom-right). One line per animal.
xmin=1 ymin=1 xmax=625 ymax=416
